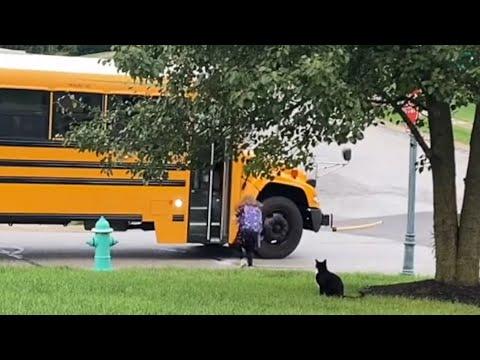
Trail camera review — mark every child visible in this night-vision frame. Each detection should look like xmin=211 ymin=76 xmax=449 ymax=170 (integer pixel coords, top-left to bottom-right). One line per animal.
xmin=235 ymin=196 xmax=263 ymax=267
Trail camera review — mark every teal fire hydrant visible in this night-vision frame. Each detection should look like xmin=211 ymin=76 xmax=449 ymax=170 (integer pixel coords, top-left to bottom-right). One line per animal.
xmin=87 ymin=217 xmax=118 ymax=271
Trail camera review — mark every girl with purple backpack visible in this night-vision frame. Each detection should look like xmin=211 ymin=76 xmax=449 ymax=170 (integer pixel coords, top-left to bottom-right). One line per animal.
xmin=235 ymin=196 xmax=263 ymax=268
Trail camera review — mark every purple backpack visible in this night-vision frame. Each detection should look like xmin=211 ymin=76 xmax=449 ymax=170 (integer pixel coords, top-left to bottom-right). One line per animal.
xmin=240 ymin=205 xmax=263 ymax=233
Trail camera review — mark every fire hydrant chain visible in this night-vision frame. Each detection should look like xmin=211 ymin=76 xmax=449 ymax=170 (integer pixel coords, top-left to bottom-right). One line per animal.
xmin=87 ymin=217 xmax=118 ymax=271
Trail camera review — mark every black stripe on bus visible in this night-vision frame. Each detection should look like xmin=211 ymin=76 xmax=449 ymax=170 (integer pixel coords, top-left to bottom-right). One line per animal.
xmin=0 ymin=213 xmax=142 ymax=224
xmin=0 ymin=139 xmax=69 ymax=148
xmin=0 ymin=159 xmax=179 ymax=171
xmin=172 ymin=215 xmax=185 ymax=222
xmin=0 ymin=176 xmax=185 ymax=187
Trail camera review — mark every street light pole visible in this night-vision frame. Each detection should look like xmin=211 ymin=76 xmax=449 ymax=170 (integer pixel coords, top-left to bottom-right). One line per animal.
xmin=402 ymin=132 xmax=417 ymax=275
xmin=401 ymin=90 xmax=421 ymax=276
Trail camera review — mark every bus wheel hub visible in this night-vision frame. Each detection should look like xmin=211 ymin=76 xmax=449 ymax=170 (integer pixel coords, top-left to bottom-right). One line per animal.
xmin=265 ymin=214 xmax=289 ymax=244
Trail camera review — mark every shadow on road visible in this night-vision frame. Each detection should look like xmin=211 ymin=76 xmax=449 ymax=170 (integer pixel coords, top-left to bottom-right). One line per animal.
xmin=0 ymin=244 xmax=241 ymax=263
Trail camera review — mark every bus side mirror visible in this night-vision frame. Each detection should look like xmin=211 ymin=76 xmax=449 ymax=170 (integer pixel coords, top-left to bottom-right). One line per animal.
xmin=342 ymin=148 xmax=352 ymax=162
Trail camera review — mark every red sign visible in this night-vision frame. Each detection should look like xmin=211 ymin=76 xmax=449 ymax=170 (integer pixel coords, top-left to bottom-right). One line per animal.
xmin=402 ymin=90 xmax=421 ymax=124
xmin=402 ymin=105 xmax=419 ymax=124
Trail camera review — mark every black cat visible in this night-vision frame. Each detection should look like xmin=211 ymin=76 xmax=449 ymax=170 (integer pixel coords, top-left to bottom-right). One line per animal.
xmin=315 ymin=259 xmax=344 ymax=297
xmin=315 ymin=259 xmax=364 ymax=298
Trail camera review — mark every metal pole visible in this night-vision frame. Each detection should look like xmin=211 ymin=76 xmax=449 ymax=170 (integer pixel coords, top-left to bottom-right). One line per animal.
xmin=402 ymin=133 xmax=417 ymax=275
xmin=206 ymin=143 xmax=215 ymax=241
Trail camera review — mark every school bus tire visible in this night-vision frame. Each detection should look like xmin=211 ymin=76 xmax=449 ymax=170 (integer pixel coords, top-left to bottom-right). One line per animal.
xmin=256 ymin=196 xmax=303 ymax=259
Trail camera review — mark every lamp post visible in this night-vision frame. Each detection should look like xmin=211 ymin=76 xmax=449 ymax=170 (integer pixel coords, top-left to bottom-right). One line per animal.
xmin=401 ymin=95 xmax=420 ymax=275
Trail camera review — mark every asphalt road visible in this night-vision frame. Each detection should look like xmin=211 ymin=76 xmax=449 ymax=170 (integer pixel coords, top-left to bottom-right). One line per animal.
xmin=0 ymin=226 xmax=437 ymax=275
xmin=0 ymin=125 xmax=469 ymax=275
xmin=311 ymin=124 xmax=468 ymax=247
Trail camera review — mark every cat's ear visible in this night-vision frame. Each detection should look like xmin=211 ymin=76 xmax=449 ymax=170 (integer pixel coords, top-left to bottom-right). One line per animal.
xmin=322 ymin=259 xmax=327 ymax=265
xmin=315 ymin=259 xmax=320 ymax=264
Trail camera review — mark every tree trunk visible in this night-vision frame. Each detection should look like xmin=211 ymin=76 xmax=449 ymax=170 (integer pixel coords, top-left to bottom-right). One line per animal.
xmin=456 ymin=103 xmax=480 ymax=286
xmin=427 ymin=100 xmax=459 ymax=283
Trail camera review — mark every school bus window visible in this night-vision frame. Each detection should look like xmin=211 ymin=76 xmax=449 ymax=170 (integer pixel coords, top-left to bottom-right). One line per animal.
xmin=107 ymin=94 xmax=147 ymax=109
xmin=52 ymin=92 xmax=103 ymax=139
xmin=0 ymin=89 xmax=49 ymax=140
xmin=107 ymin=95 xmax=150 ymax=135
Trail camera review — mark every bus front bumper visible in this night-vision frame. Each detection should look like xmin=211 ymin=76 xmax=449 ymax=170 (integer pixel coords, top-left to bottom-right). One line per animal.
xmin=308 ymin=208 xmax=332 ymax=232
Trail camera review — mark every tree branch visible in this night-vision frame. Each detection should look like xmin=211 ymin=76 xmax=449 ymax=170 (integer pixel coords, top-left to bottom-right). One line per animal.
xmin=377 ymin=91 xmax=432 ymax=158
xmin=370 ymin=94 xmax=406 ymax=106
xmin=281 ymin=100 xmax=303 ymax=118
xmin=403 ymin=96 xmax=428 ymax=112
xmin=393 ymin=104 xmax=432 ymax=159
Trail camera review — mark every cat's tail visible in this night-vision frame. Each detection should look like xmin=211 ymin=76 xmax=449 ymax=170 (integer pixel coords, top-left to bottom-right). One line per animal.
xmin=343 ymin=291 xmax=365 ymax=299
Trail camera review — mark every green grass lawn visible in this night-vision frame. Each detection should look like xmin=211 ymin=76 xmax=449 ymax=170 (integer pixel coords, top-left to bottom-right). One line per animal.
xmin=453 ymin=104 xmax=475 ymax=123
xmin=452 ymin=125 xmax=472 ymax=145
xmin=0 ymin=267 xmax=478 ymax=315
xmin=451 ymin=104 xmax=474 ymax=144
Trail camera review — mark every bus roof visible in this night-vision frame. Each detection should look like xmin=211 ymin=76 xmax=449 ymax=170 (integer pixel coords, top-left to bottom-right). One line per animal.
xmin=0 ymin=53 xmax=161 ymax=96
xmin=0 ymin=53 xmax=122 ymax=75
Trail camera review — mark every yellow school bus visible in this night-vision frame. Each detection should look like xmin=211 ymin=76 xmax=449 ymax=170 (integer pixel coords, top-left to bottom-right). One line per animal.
xmin=0 ymin=53 xmax=330 ymax=258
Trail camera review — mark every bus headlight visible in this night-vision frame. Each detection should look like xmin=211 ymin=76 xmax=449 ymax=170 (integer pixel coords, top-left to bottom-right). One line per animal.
xmin=174 ymin=199 xmax=183 ymax=208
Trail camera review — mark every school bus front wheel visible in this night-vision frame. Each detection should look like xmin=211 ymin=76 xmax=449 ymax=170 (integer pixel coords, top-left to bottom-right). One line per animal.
xmin=256 ymin=196 xmax=304 ymax=259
